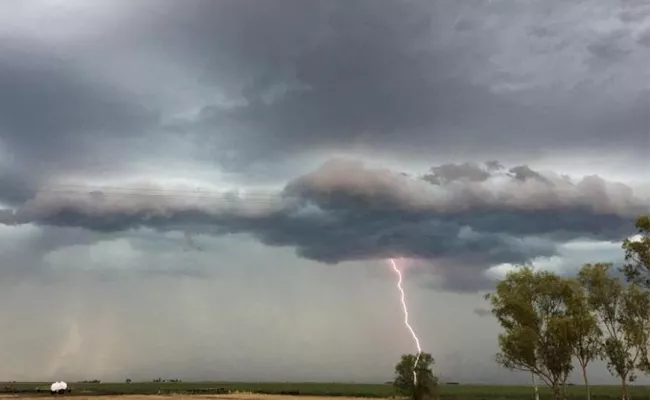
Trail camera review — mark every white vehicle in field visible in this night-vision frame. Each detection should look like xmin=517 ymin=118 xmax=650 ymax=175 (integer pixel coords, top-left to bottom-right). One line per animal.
xmin=49 ymin=381 xmax=69 ymax=395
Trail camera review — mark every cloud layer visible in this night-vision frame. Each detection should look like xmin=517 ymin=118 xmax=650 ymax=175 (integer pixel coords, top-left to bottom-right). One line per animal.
xmin=1 ymin=0 xmax=648 ymax=179
xmin=2 ymin=160 xmax=646 ymax=291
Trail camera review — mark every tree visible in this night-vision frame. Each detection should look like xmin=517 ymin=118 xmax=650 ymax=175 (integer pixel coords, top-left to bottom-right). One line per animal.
xmin=621 ymin=215 xmax=650 ymax=287
xmin=486 ymin=267 xmax=575 ymax=400
xmin=620 ymin=284 xmax=650 ymax=377
xmin=577 ymin=263 xmax=650 ymax=400
xmin=565 ymin=278 xmax=602 ymax=400
xmin=620 ymin=215 xmax=650 ymax=388
xmin=393 ymin=353 xmax=438 ymax=400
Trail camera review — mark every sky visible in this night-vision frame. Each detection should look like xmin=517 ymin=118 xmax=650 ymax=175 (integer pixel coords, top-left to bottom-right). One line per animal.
xmin=0 ymin=0 xmax=649 ymax=384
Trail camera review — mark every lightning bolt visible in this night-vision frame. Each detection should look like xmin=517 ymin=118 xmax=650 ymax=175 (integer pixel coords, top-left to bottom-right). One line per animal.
xmin=390 ymin=258 xmax=422 ymax=385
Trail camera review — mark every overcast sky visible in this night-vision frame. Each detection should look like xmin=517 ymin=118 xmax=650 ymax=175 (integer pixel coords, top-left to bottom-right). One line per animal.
xmin=0 ymin=0 xmax=649 ymax=385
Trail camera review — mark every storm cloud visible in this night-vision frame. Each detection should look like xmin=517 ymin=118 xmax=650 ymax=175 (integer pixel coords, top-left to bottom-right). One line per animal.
xmin=153 ymin=0 xmax=650 ymax=168
xmin=1 ymin=160 xmax=646 ymax=291
xmin=3 ymin=0 xmax=647 ymax=175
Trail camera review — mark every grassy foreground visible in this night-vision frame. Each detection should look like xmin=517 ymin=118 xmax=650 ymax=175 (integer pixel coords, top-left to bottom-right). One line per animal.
xmin=2 ymin=381 xmax=650 ymax=400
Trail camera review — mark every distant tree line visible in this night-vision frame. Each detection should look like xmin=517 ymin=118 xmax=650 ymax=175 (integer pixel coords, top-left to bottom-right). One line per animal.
xmin=152 ymin=378 xmax=182 ymax=383
xmin=486 ymin=216 xmax=650 ymax=400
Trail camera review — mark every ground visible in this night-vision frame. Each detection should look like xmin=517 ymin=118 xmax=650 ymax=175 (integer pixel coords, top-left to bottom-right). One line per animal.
xmin=0 ymin=395 xmax=370 ymax=400
xmin=3 ymin=382 xmax=650 ymax=400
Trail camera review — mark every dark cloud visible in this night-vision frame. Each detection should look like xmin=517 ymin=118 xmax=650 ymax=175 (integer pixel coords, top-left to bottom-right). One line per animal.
xmin=150 ymin=1 xmax=649 ymax=168
xmin=422 ymin=162 xmax=492 ymax=185
xmin=0 ymin=42 xmax=158 ymax=174
xmin=638 ymin=29 xmax=650 ymax=47
xmin=473 ymin=308 xmax=492 ymax=318
xmin=0 ymin=171 xmax=36 ymax=205
xmin=1 ymin=0 xmax=647 ymax=177
xmin=34 ymin=0 xmax=642 ymax=171
xmin=1 ymin=160 xmax=646 ymax=291
xmin=586 ymin=29 xmax=632 ymax=63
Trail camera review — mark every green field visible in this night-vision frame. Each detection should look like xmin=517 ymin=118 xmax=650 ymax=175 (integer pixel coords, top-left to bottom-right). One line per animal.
xmin=3 ymin=381 xmax=650 ymax=400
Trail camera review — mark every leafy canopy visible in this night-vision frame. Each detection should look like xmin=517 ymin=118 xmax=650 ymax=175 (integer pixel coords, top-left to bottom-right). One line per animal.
xmin=394 ymin=353 xmax=438 ymax=400
xmin=486 ymin=267 xmax=575 ymax=389
xmin=622 ymin=216 xmax=650 ymax=287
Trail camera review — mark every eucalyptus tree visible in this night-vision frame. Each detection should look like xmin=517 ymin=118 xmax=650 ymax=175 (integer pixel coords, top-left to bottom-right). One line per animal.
xmin=578 ymin=263 xmax=650 ymax=400
xmin=486 ymin=267 xmax=575 ymax=400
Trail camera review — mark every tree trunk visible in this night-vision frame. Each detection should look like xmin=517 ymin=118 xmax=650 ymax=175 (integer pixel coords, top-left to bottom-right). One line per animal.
xmin=412 ymin=381 xmax=419 ymax=400
xmin=531 ymin=372 xmax=540 ymax=400
xmin=551 ymin=384 xmax=562 ymax=400
xmin=581 ymin=365 xmax=590 ymax=400
xmin=620 ymin=376 xmax=629 ymax=400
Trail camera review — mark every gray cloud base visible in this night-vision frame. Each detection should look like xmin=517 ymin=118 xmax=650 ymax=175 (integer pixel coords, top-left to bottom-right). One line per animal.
xmin=1 ymin=160 xmax=645 ymax=291
xmin=157 ymin=0 xmax=650 ymax=168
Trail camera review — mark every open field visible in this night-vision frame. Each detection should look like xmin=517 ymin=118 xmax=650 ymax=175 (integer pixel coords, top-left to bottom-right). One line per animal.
xmin=0 ymin=396 xmax=387 ymax=400
xmin=3 ymin=382 xmax=650 ymax=400
xmin=0 ymin=395 xmax=375 ymax=400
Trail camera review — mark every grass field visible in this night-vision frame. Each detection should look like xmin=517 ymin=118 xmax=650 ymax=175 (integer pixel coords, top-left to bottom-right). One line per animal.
xmin=3 ymin=381 xmax=650 ymax=400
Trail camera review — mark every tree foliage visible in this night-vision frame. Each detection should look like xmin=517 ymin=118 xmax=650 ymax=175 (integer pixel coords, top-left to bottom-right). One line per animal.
xmin=484 ymin=216 xmax=650 ymax=400
xmin=486 ymin=267 xmax=575 ymax=399
xmin=622 ymin=215 xmax=650 ymax=287
xmin=577 ymin=262 xmax=650 ymax=391
xmin=564 ymin=278 xmax=602 ymax=400
xmin=393 ymin=353 xmax=438 ymax=400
